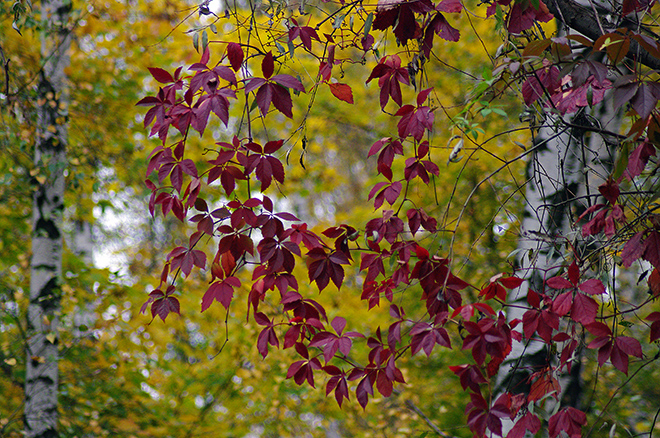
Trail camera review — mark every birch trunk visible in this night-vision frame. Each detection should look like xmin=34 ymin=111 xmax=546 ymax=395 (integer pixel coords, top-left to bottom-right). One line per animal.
xmin=25 ymin=1 xmax=71 ymax=436
xmin=497 ymin=99 xmax=618 ymax=424
xmin=70 ymin=220 xmax=99 ymax=339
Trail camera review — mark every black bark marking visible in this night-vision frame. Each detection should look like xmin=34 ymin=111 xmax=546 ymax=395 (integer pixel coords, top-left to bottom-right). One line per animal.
xmin=500 ymin=348 xmax=550 ymax=395
xmin=35 ymin=218 xmax=60 ymax=240
xmin=546 ymin=181 xmax=579 ymax=233
xmin=34 ymin=277 xmax=61 ymax=313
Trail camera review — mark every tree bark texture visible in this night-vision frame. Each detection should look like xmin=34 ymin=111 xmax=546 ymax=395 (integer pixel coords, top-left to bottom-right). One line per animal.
xmin=25 ymin=1 xmax=71 ymax=436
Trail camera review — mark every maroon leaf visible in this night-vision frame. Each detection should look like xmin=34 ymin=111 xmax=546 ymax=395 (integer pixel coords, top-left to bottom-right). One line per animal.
xmin=549 ymin=407 xmax=586 ymax=438
xmin=396 ymin=103 xmax=434 ymax=141
xmin=372 ymin=0 xmax=434 ymax=45
xmin=578 ymin=278 xmax=605 ymax=295
xmin=631 ymin=83 xmax=658 ymax=119
xmin=621 ymin=231 xmax=645 ymax=267
xmin=288 ymin=20 xmax=320 ymax=51
xmin=616 ymin=336 xmax=642 ymax=357
xmin=201 ymin=276 xmax=241 ymax=311
xmin=626 ymin=140 xmax=657 ymax=179
xmin=437 ymin=0 xmax=463 ymax=12
xmin=262 ymin=51 xmax=275 ymax=79
xmin=148 ymin=67 xmax=175 ymax=83
xmin=271 ymin=74 xmax=305 ymax=92
xmin=448 ymin=364 xmax=487 ymax=392
xmin=510 ymin=412 xmax=541 ymax=438
xmin=571 ymin=293 xmax=598 ymax=324
xmin=522 ymin=64 xmax=560 ymax=105
xmin=644 ymin=231 xmax=660 ymax=268
xmin=366 ymin=55 xmax=410 ymax=109
xmin=422 ymin=12 xmax=460 ymax=56
xmin=226 ymin=42 xmax=244 ymax=71
xmin=307 ymin=248 xmax=350 ymax=291
xmin=552 ymin=291 xmax=573 ymax=316
xmin=507 ymin=1 xmax=553 ymax=34
xmin=151 ymin=294 xmax=180 ymax=321
xmin=647 ymin=311 xmax=660 ymax=342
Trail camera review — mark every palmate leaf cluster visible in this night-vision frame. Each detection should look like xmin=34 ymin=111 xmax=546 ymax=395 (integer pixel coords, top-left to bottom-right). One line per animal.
xmin=135 ymin=0 xmax=660 ymax=437
xmin=0 ymin=1 xmax=521 ymax=437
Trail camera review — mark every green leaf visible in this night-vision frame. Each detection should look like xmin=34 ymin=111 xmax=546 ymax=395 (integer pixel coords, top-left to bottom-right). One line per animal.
xmin=364 ymin=12 xmax=374 ymax=37
xmin=333 ymin=14 xmax=346 ymax=29
xmin=193 ymin=32 xmax=199 ymax=52
xmin=612 ymin=142 xmax=631 ymax=181
xmin=202 ymin=30 xmax=209 ymax=52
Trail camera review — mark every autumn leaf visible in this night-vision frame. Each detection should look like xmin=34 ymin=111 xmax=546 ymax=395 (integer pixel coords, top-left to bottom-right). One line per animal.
xmin=201 ymin=276 xmax=241 ymax=312
xmin=328 ymin=82 xmax=354 ymax=104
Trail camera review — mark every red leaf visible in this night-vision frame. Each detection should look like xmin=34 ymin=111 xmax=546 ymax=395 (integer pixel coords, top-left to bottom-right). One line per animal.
xmin=549 ymin=408 xmax=586 ymax=438
xmin=571 ymin=293 xmax=598 ymax=324
xmin=552 ymin=291 xmax=573 ymax=316
xmin=257 ymin=326 xmax=279 ymax=358
xmin=429 ymin=12 xmax=460 ymax=42
xmin=366 ymin=55 xmax=410 ymax=109
xmin=547 ymin=276 xmax=573 ymax=290
xmin=201 ymin=277 xmax=241 ymax=311
xmin=480 ymin=282 xmax=506 ymax=301
xmin=396 ymin=104 xmax=434 ymax=141
xmin=529 ymin=371 xmax=560 ymax=402
xmin=226 ymin=42 xmax=244 ymax=71
xmin=151 ymin=295 xmax=180 ymax=321
xmin=631 ymin=83 xmax=658 ymax=119
xmin=578 ymin=278 xmax=605 ymax=295
xmin=647 ymin=311 xmax=660 ymax=342
xmin=499 ymin=276 xmax=524 ymax=289
xmin=437 ymin=0 xmax=463 ymax=12
xmin=179 ymin=159 xmax=198 ymax=178
xmin=610 ymin=342 xmax=630 ymax=374
xmin=644 ymin=231 xmax=660 ymax=268
xmin=586 ymin=321 xmax=611 ymax=338
xmin=615 ymin=336 xmax=642 ymax=358
xmin=331 ymin=316 xmax=346 ymax=335
xmin=622 ymin=0 xmax=654 ymax=15
xmin=271 ymin=84 xmax=295 ymax=118
xmin=199 ymin=46 xmax=210 ymax=65
xmin=507 ymin=1 xmax=553 ymax=34
xmin=522 ymin=64 xmax=560 ymax=105
xmin=626 ymin=140 xmax=657 ymax=179
xmin=262 ymin=51 xmax=275 ymax=79
xmin=148 ymin=67 xmax=175 ymax=83
xmin=448 ymin=364 xmax=487 ymax=392
xmin=649 ymin=268 xmax=660 ymax=297
xmin=509 ymin=412 xmax=541 ymax=438
xmin=621 ymin=231 xmax=645 ymax=267
xmin=272 ymin=74 xmax=305 ymax=92
xmin=328 ymin=83 xmax=354 ymax=104
xmin=356 ymin=376 xmax=373 ymax=409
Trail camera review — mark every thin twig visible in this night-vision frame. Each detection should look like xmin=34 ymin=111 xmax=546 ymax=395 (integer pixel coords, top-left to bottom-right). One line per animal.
xmin=405 ymin=399 xmax=457 ymax=438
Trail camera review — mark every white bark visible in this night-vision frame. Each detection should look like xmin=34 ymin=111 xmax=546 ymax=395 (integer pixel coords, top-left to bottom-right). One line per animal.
xmin=497 ymin=100 xmax=618 ymax=430
xmin=70 ymin=220 xmax=100 ymax=338
xmin=25 ymin=1 xmax=71 ymax=436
